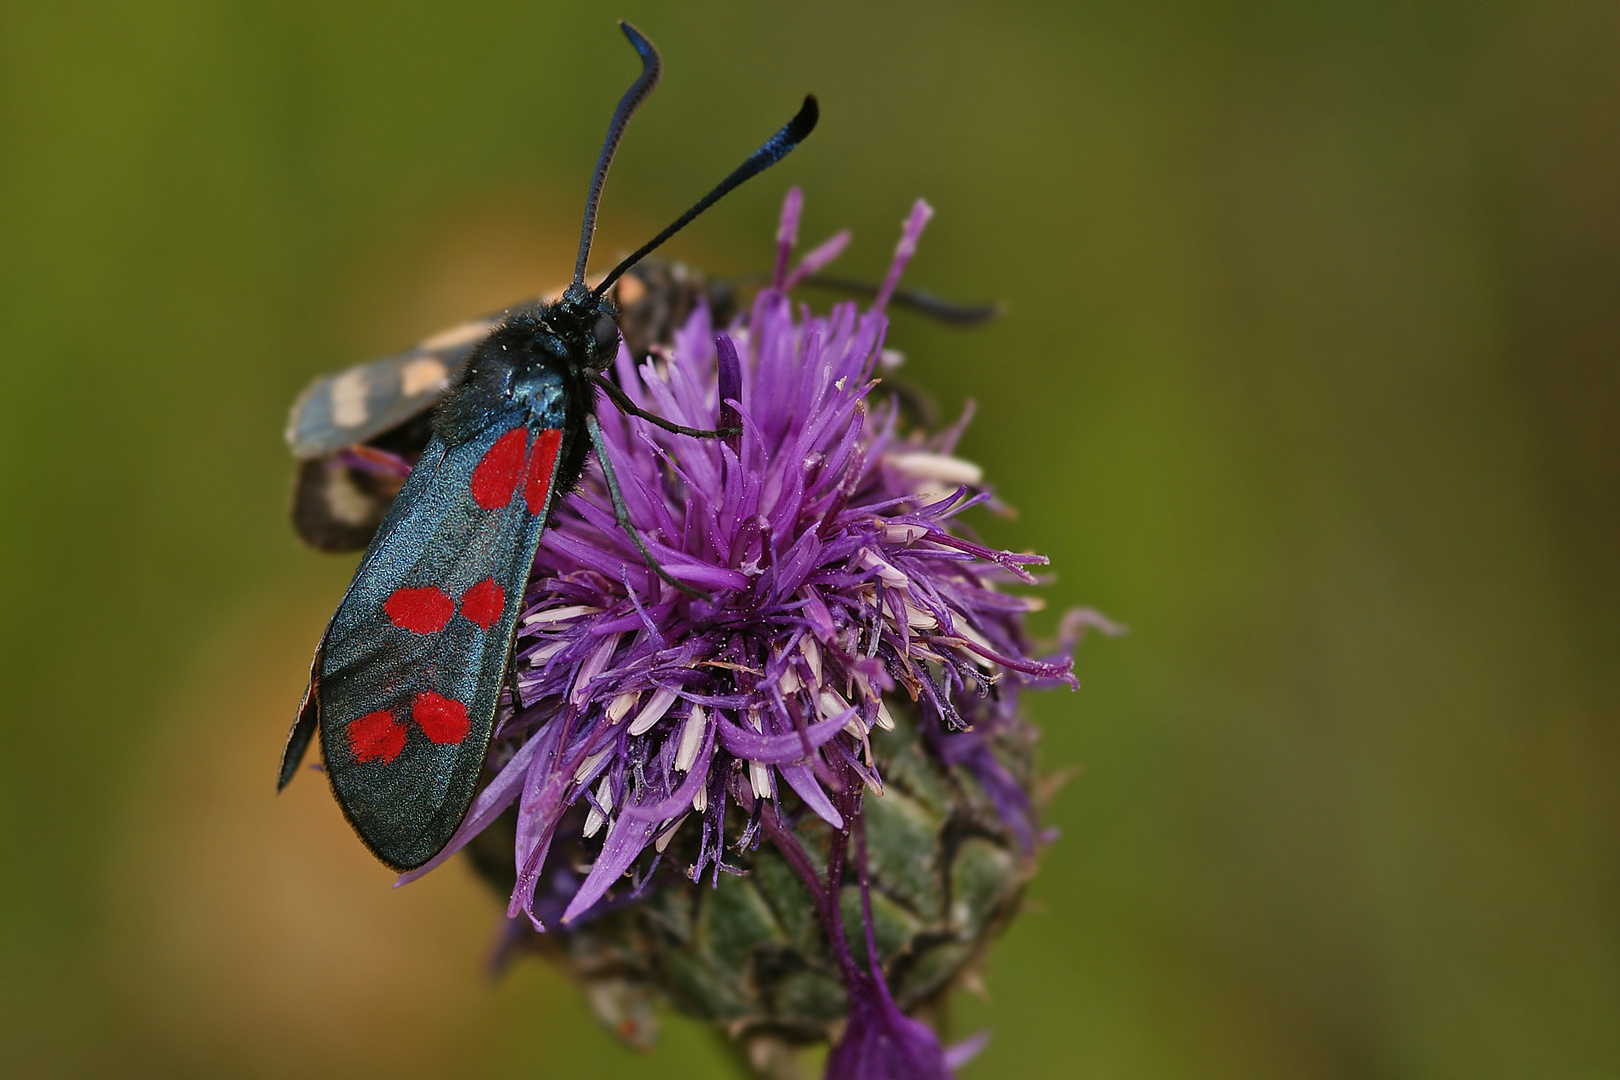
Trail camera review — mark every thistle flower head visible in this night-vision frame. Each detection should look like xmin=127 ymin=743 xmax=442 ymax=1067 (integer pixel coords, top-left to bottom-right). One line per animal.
xmin=406 ymin=191 xmax=1096 ymax=1076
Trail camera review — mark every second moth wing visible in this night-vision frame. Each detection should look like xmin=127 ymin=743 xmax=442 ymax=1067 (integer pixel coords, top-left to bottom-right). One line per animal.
xmin=287 ymin=260 xmax=733 ymax=552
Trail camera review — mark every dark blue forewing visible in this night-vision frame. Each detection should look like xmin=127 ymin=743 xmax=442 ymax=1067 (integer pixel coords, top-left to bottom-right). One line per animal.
xmin=290 ymin=395 xmax=572 ymax=870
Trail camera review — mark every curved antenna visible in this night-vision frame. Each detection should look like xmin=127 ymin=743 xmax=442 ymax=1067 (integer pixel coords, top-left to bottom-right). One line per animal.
xmin=593 ymin=95 xmax=819 ymax=299
xmin=573 ymin=22 xmax=662 ymax=290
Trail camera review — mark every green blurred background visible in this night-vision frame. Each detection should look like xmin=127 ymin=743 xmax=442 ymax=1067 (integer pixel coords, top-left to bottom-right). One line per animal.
xmin=3 ymin=2 xmax=1616 ymax=1077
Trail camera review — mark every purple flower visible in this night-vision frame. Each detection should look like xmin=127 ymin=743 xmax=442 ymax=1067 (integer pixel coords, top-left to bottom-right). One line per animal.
xmin=403 ymin=190 xmax=1100 ymax=1077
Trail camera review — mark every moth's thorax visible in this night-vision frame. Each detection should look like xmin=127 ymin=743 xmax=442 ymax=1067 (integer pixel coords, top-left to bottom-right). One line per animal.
xmin=434 ymin=307 xmax=601 ymax=445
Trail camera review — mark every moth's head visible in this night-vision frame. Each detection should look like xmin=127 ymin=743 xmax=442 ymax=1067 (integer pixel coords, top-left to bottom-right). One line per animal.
xmin=552 ymin=283 xmax=622 ymax=372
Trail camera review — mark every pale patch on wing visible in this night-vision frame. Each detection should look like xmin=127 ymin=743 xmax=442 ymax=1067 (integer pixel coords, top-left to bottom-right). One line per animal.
xmin=323 ymin=469 xmax=375 ymax=526
xmin=421 ymin=318 xmax=496 ymax=351
xmin=614 ymin=273 xmax=647 ymax=306
xmin=330 ymin=369 xmax=370 ymax=429
xmin=400 ymin=356 xmax=448 ymax=397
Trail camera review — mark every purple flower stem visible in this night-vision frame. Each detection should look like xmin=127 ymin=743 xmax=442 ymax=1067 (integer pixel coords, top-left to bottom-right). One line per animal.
xmin=853 ymin=812 xmax=883 ymax=983
xmin=760 ymin=758 xmax=868 ymax=988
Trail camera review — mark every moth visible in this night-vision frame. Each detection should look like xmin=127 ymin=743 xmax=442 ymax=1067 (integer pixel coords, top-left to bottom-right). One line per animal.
xmin=278 ymin=20 xmax=817 ymax=871
xmin=286 ymin=259 xmax=734 ymax=552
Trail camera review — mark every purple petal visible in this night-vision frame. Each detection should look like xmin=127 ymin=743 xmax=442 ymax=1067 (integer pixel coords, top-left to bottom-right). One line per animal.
xmin=778 ymin=762 xmax=843 ymax=828
xmin=714 ymin=706 xmax=854 ymax=764
xmin=561 ymin=810 xmax=659 ymax=923
xmin=773 ymin=186 xmax=803 ymax=289
xmin=621 ymin=722 xmax=716 ymax=822
xmin=782 ymin=229 xmax=852 ymax=290
xmin=716 ymin=332 xmax=742 ymax=445
xmin=943 ymin=1030 xmax=991 ymax=1071
xmin=872 ymin=200 xmax=934 ymax=313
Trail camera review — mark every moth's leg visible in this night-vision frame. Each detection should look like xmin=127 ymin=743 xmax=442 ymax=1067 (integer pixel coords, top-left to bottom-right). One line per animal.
xmin=586 ymin=412 xmax=710 ymax=600
xmin=725 ymin=271 xmax=1001 ymax=325
xmin=501 ymin=631 xmax=524 ymax=714
xmin=593 ymin=374 xmax=739 ymax=439
xmin=795 ymin=274 xmax=1002 ymax=325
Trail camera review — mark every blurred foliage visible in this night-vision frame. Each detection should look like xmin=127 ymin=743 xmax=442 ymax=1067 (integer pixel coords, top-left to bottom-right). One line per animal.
xmin=1 ymin=2 xmax=1616 ymax=1077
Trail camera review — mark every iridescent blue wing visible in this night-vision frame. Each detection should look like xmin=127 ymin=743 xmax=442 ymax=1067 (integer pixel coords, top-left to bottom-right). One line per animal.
xmin=282 ymin=408 xmax=571 ymax=870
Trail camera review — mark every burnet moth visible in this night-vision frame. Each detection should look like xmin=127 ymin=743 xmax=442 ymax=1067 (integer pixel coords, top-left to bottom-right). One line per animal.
xmin=286 ymin=260 xmax=734 ymax=552
xmin=278 ymin=21 xmax=818 ymax=871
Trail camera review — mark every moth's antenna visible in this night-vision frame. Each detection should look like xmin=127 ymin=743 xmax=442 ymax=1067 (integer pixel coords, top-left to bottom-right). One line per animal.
xmin=573 ymin=22 xmax=662 ymax=291
xmin=593 ymin=95 xmax=819 ymax=299
xmin=799 ymin=275 xmax=1003 ymax=325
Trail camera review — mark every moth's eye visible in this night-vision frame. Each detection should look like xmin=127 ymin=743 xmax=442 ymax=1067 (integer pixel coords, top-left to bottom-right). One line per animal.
xmin=592 ymin=313 xmax=620 ymax=353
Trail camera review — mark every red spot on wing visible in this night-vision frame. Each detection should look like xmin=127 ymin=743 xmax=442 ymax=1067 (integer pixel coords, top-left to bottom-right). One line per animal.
xmin=470 ymin=428 xmax=528 ymax=509
xmin=524 ymin=428 xmax=564 ymax=515
xmin=384 ymin=586 xmax=454 ymax=633
xmin=348 ymin=710 xmax=406 ymax=763
xmin=411 ymin=690 xmax=470 ymax=745
xmin=459 ymin=577 xmax=504 ymax=630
